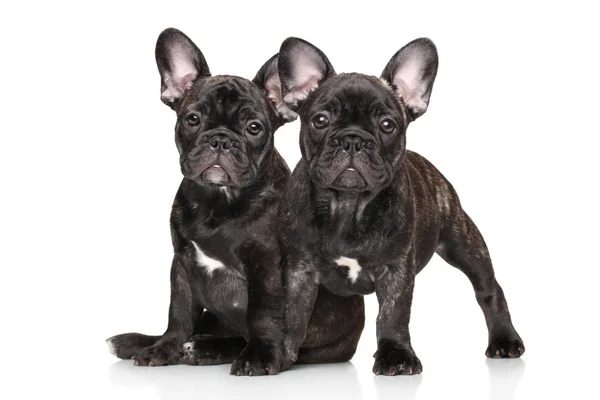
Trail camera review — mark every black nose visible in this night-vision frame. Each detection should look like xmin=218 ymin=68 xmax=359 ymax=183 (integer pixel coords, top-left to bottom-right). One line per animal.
xmin=208 ymin=135 xmax=232 ymax=150
xmin=342 ymin=135 xmax=364 ymax=152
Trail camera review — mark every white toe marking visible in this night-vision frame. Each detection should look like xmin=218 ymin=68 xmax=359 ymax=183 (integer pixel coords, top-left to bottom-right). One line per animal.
xmin=106 ymin=339 xmax=116 ymax=356
xmin=334 ymin=256 xmax=362 ymax=282
xmin=183 ymin=342 xmax=194 ymax=351
xmin=192 ymin=241 xmax=225 ymax=275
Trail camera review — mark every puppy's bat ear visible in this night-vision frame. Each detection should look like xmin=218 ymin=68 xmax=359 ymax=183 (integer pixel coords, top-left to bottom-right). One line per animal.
xmin=155 ymin=28 xmax=210 ymax=110
xmin=381 ymin=38 xmax=438 ymax=120
xmin=253 ymin=54 xmax=298 ymax=124
xmin=278 ymin=38 xmax=335 ymax=112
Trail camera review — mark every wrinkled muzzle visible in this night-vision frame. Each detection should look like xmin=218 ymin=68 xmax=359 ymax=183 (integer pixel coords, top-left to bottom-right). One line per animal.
xmin=180 ymin=129 xmax=255 ymax=187
xmin=311 ymin=130 xmax=390 ymax=191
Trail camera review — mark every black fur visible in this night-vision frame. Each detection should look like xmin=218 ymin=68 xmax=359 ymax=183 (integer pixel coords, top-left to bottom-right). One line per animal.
xmin=107 ymin=28 xmax=289 ymax=375
xmin=106 ymin=29 xmax=365 ymax=376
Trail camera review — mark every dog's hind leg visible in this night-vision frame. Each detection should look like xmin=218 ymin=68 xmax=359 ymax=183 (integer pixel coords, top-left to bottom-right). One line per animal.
xmin=295 ymin=323 xmax=363 ymax=365
xmin=294 ymin=290 xmax=365 ymax=366
xmin=106 ymin=333 xmax=161 ymax=360
xmin=437 ymin=207 xmax=525 ymax=358
xmin=193 ymin=309 xmax=237 ymax=337
xmin=106 ymin=307 xmax=220 ymax=360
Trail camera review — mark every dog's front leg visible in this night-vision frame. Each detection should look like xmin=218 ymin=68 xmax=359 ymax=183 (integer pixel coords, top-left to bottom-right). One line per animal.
xmin=372 ymin=259 xmax=422 ymax=376
xmin=231 ymin=244 xmax=285 ymax=376
xmin=133 ymin=253 xmax=193 ymax=366
xmin=281 ymin=258 xmax=319 ymax=369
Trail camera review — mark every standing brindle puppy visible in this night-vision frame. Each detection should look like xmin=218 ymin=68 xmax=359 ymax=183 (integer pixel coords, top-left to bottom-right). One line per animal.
xmin=277 ymin=37 xmax=525 ymax=375
xmin=106 ymin=29 xmax=364 ymax=376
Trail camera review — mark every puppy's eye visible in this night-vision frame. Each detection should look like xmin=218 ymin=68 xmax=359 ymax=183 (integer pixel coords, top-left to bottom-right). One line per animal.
xmin=380 ymin=118 xmax=396 ymax=134
xmin=186 ymin=114 xmax=200 ymax=126
xmin=312 ymin=114 xmax=330 ymax=129
xmin=246 ymin=121 xmax=263 ymax=136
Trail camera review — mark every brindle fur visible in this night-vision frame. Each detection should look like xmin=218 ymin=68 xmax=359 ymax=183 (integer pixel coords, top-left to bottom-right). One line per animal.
xmin=276 ymin=37 xmax=524 ymax=375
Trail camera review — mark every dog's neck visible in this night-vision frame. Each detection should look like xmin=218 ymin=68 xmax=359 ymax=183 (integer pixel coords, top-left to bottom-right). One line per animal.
xmin=324 ymin=189 xmax=378 ymax=222
xmin=186 ymin=171 xmax=267 ymax=205
xmin=312 ymin=165 xmax=410 ymax=228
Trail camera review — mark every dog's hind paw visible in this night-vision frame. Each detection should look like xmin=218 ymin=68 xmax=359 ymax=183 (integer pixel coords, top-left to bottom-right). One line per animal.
xmin=105 ymin=333 xmax=160 ymax=360
xmin=106 ymin=338 xmax=117 ymax=356
xmin=182 ymin=341 xmax=197 ymax=363
xmin=132 ymin=340 xmax=181 ymax=366
xmin=182 ymin=337 xmax=238 ymax=366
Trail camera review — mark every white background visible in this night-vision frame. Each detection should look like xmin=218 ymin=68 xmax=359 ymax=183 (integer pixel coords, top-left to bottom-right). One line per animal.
xmin=1 ymin=1 xmax=599 ymax=399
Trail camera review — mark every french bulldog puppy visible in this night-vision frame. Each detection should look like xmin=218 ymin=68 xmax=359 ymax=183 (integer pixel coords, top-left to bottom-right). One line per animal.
xmin=276 ymin=37 xmax=525 ymax=375
xmin=106 ymin=29 xmax=365 ymax=376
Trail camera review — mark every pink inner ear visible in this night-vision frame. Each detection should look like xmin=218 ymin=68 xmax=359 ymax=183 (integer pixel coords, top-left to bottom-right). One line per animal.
xmin=393 ymin=59 xmax=419 ymax=96
xmin=283 ymin=75 xmax=320 ymax=108
xmin=161 ymin=72 xmax=197 ymax=103
xmin=392 ymin=55 xmax=429 ymax=114
xmin=283 ymin=51 xmax=325 ymax=108
xmin=265 ymin=72 xmax=298 ymax=122
xmin=160 ymin=43 xmax=199 ymax=103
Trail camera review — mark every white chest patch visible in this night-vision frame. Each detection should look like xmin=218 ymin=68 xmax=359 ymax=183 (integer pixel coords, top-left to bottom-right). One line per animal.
xmin=220 ymin=187 xmax=233 ymax=202
xmin=334 ymin=256 xmax=362 ymax=283
xmin=191 ymin=241 xmax=225 ymax=275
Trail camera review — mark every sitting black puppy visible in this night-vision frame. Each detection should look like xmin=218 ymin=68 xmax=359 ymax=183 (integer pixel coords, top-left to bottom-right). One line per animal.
xmin=276 ymin=37 xmax=525 ymax=375
xmin=107 ymin=29 xmax=365 ymax=376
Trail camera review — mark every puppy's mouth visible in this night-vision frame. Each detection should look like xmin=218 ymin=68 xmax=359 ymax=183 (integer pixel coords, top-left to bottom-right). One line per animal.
xmin=200 ymin=164 xmax=231 ymax=185
xmin=332 ymin=167 xmax=367 ymax=190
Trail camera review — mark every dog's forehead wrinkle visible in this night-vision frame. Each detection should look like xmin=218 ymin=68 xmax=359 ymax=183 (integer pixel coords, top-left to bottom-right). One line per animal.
xmin=314 ymin=76 xmax=400 ymax=116
xmin=184 ymin=83 xmax=270 ymax=129
xmin=195 ymin=75 xmax=265 ymax=106
xmin=333 ymin=72 xmax=391 ymax=90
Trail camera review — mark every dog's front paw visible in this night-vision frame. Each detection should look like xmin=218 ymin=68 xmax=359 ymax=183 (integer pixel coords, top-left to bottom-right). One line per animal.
xmin=230 ymin=342 xmax=282 ymax=376
xmin=486 ymin=334 xmax=525 ymax=358
xmin=373 ymin=345 xmax=422 ymax=376
xmin=133 ymin=340 xmax=181 ymax=366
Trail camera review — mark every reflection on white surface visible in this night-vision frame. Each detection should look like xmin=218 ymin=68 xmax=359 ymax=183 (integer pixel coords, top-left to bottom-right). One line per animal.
xmin=108 ymin=360 xmax=364 ymax=400
xmin=374 ymin=373 xmax=422 ymax=400
xmin=487 ymin=358 xmax=526 ymax=400
xmin=107 ymin=357 xmax=527 ymax=400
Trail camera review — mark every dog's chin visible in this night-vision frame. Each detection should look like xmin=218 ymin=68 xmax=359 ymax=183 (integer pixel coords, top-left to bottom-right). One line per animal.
xmin=322 ymin=168 xmax=368 ymax=192
xmin=200 ymin=165 xmax=231 ymax=185
xmin=188 ymin=165 xmax=236 ymax=187
xmin=191 ymin=166 xmax=259 ymax=189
